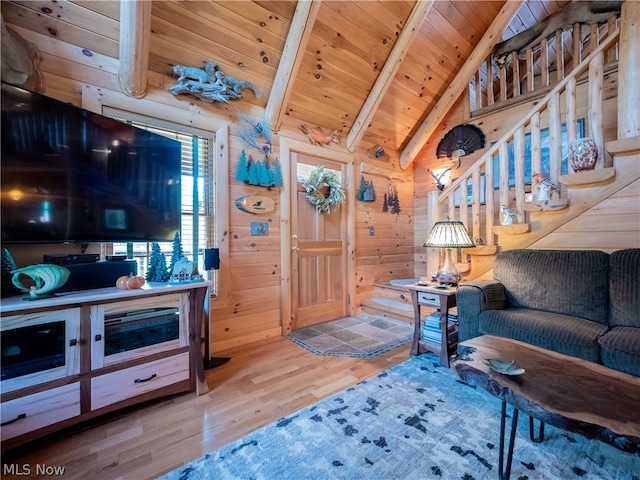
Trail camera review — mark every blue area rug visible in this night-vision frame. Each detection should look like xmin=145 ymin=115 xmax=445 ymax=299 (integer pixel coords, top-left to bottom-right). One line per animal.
xmin=158 ymin=354 xmax=640 ymax=480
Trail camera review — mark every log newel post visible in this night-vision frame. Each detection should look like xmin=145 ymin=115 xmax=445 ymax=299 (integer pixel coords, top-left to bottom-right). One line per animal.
xmin=618 ymin=1 xmax=640 ymax=139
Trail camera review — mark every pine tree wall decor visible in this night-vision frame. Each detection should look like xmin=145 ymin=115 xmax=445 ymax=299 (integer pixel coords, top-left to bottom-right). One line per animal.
xmin=382 ymin=183 xmax=401 ymax=215
xmin=235 ymin=149 xmax=283 ymax=189
xmin=272 ymin=158 xmax=283 ymax=187
xmin=236 ymin=149 xmax=250 ymax=183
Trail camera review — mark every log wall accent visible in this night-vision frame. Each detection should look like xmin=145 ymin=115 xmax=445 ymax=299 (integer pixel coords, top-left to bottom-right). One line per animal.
xmin=118 ymin=0 xmax=150 ymax=98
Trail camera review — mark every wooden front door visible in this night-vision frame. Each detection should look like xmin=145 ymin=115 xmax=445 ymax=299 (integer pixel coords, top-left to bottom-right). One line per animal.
xmin=291 ymin=153 xmax=347 ymax=330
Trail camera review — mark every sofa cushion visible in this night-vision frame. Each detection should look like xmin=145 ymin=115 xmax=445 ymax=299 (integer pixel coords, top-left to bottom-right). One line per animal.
xmin=609 ymin=249 xmax=640 ymax=328
xmin=456 ymin=281 xmax=507 ymax=342
xmin=478 ymin=308 xmax=609 ymax=362
xmin=493 ymin=249 xmax=609 ymax=324
xmin=598 ymin=327 xmax=640 ymax=377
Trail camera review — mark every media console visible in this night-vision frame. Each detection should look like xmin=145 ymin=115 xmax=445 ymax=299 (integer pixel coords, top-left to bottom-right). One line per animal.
xmin=0 ymin=281 xmax=211 ymax=451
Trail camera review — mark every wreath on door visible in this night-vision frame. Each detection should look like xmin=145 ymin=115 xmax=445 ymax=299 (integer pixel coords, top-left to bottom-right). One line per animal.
xmin=304 ymin=165 xmax=346 ymax=213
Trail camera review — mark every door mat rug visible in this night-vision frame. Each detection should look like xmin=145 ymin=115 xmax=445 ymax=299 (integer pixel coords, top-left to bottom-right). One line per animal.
xmin=285 ymin=313 xmax=413 ymax=358
xmin=158 ymin=353 xmax=639 ymax=480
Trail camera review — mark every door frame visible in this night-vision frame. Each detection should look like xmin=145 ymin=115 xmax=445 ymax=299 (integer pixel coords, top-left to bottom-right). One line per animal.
xmin=280 ymin=137 xmax=356 ymax=334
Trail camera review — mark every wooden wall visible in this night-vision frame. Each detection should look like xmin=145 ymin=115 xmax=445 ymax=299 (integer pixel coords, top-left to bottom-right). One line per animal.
xmin=1 ymin=17 xmax=413 ymax=354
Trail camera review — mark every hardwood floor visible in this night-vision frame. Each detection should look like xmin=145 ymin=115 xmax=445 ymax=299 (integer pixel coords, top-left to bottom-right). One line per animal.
xmin=2 ymin=336 xmax=411 ymax=479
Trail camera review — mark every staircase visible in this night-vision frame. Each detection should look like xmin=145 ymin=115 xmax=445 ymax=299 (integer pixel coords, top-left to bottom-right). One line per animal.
xmin=435 ymin=24 xmax=640 ymax=282
xmin=363 ymin=9 xmax=639 ymax=322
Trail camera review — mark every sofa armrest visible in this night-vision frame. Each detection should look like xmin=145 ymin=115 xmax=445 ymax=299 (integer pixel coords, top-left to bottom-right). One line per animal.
xmin=457 ymin=280 xmax=507 ymax=342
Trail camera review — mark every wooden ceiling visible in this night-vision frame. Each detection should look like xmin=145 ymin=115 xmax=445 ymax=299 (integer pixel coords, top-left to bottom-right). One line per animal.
xmin=2 ymin=0 xmax=571 ymax=163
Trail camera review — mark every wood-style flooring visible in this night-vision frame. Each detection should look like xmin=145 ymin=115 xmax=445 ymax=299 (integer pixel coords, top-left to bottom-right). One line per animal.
xmin=2 ymin=336 xmax=410 ymax=479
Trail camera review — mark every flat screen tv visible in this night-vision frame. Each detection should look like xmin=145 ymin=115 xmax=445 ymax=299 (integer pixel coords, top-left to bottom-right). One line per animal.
xmin=1 ymin=82 xmax=182 ymax=244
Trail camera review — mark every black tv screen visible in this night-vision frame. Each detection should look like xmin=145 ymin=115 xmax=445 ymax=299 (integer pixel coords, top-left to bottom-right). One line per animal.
xmin=1 ymin=82 xmax=182 ymax=244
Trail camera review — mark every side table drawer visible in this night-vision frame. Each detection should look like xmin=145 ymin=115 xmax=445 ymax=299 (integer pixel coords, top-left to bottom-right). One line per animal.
xmin=418 ymin=292 xmax=440 ymax=306
xmin=1 ymin=383 xmax=80 ymax=441
xmin=91 ymin=353 xmax=189 ymax=411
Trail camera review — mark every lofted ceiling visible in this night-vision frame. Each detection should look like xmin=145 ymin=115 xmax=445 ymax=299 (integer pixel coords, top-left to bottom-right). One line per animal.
xmin=1 ymin=0 xmax=571 ymax=164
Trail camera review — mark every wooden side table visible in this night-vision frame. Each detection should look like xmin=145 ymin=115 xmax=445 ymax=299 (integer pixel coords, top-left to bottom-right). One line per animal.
xmin=407 ymin=284 xmax=457 ymax=367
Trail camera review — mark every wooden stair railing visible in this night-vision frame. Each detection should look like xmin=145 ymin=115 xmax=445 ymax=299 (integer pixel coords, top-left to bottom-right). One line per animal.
xmin=435 ymin=28 xmax=621 ymax=277
xmin=471 ymin=15 xmax=619 ymax=113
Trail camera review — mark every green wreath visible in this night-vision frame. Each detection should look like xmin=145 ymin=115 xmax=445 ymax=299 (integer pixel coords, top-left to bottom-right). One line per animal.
xmin=304 ymin=165 xmax=346 ymax=213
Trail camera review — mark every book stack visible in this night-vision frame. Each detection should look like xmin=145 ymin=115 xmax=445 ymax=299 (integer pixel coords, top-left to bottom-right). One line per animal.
xmin=421 ymin=312 xmax=458 ymax=345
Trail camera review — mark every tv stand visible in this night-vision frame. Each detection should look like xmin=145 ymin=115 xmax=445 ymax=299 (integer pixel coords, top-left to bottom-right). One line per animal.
xmin=0 ymin=282 xmax=211 ymax=452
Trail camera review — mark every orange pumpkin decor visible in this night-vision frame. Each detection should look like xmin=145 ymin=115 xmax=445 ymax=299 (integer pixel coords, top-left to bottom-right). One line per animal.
xmin=115 ymin=274 xmax=146 ymax=290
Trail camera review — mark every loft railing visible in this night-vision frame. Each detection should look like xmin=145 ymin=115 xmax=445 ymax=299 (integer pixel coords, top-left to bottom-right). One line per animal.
xmin=438 ymin=28 xmax=620 ymax=256
xmin=470 ymin=15 xmax=619 ymax=113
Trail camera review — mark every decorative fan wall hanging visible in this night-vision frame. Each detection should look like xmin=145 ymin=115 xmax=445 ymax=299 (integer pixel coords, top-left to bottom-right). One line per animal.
xmin=436 ymin=124 xmax=486 ymax=162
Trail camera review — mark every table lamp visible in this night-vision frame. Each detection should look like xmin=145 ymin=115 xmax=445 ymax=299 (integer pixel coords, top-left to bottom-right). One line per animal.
xmin=423 ymin=220 xmax=475 ymax=285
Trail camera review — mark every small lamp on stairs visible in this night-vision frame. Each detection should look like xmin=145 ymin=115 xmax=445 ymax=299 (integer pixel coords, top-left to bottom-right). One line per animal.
xmin=424 ymin=221 xmax=475 ymax=286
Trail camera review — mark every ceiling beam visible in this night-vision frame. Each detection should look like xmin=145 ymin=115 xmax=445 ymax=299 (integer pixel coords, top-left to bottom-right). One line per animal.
xmin=345 ymin=0 xmax=435 ymax=153
xmin=118 ymin=0 xmax=151 ymax=98
xmin=265 ymin=0 xmax=321 ymax=132
xmin=399 ymin=0 xmax=524 ymax=170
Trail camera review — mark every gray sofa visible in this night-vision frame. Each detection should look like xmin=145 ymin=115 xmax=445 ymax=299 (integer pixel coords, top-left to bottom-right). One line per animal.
xmin=457 ymin=248 xmax=640 ymax=377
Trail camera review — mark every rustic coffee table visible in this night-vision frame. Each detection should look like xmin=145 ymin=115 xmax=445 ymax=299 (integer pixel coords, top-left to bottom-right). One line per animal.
xmin=453 ymin=335 xmax=640 ymax=480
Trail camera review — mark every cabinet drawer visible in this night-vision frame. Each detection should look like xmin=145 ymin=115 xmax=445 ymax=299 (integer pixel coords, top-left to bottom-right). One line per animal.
xmin=91 ymin=353 xmax=189 ymax=410
xmin=418 ymin=292 xmax=440 ymax=306
xmin=1 ymin=383 xmax=80 ymax=441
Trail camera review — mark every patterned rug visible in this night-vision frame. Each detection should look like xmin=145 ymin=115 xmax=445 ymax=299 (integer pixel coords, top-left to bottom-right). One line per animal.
xmin=285 ymin=313 xmax=413 ymax=358
xmin=158 ymin=354 xmax=640 ymax=480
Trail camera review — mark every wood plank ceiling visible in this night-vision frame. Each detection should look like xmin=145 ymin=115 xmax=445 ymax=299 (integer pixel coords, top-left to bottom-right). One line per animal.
xmin=2 ymin=0 xmax=571 ymax=163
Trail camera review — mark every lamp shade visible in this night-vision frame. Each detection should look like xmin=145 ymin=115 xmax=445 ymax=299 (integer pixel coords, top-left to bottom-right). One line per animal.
xmin=423 ymin=221 xmax=475 ymax=248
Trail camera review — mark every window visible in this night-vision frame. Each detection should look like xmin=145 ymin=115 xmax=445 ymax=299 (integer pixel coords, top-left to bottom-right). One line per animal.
xmin=492 ymin=118 xmax=585 ymax=188
xmin=109 ymin=116 xmax=215 ymax=277
xmin=296 ymin=162 xmax=342 ymax=183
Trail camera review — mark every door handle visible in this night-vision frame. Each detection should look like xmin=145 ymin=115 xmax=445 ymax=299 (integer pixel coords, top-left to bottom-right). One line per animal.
xmin=292 ymin=246 xmax=299 ymax=252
